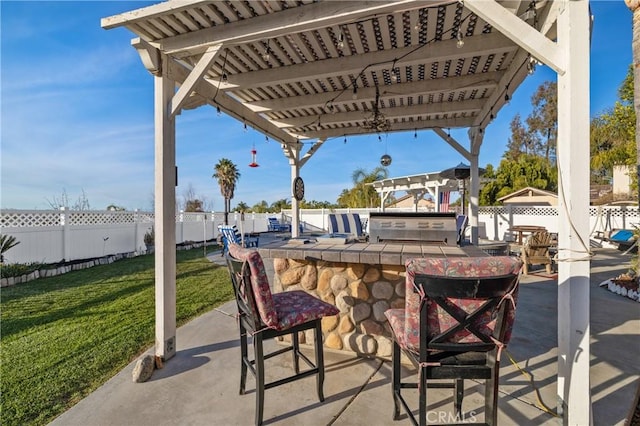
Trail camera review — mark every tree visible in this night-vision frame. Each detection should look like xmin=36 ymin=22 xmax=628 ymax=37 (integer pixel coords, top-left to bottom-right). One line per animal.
xmin=46 ymin=188 xmax=91 ymax=210
xmin=625 ymin=1 xmax=640 ymax=206
xmin=526 ymin=81 xmax=557 ymax=163
xmin=251 ymin=200 xmax=269 ymax=213
xmin=300 ymin=200 xmax=337 ymax=209
xmin=479 ymin=155 xmax=557 ymax=205
xmin=504 ymin=114 xmax=538 ymax=160
xmin=213 ymin=158 xmax=240 ymax=225
xmin=337 ymin=166 xmax=388 ymax=207
xmin=270 ymin=198 xmax=291 ymax=212
xmin=234 ymin=201 xmax=249 ymax=212
xmin=590 ymin=65 xmax=636 ymax=192
xmin=182 ymin=183 xmax=205 ymax=212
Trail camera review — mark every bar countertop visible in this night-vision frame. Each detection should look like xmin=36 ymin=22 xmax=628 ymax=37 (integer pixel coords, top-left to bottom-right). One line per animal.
xmin=257 ymin=239 xmax=487 ymax=265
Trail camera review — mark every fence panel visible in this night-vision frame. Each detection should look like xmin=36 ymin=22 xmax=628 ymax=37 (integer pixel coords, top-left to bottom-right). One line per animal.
xmin=68 ymin=224 xmax=138 ymax=260
xmin=3 ymin=226 xmax=64 ymax=264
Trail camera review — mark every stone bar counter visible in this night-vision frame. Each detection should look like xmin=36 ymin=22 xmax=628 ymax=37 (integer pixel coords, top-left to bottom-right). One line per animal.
xmin=258 ymin=239 xmax=486 ymax=358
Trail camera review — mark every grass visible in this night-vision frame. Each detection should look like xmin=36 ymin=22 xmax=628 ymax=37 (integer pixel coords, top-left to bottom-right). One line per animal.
xmin=1 ymin=248 xmax=234 ymax=426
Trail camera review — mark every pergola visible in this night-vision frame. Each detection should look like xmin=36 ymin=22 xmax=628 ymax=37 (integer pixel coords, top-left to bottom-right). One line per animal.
xmin=102 ymin=1 xmax=591 ymax=423
xmin=368 ymin=171 xmax=460 ymax=211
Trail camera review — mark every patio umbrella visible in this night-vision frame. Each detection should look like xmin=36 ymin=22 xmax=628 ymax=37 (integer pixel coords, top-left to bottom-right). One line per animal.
xmin=439 ymin=162 xmax=486 ymax=180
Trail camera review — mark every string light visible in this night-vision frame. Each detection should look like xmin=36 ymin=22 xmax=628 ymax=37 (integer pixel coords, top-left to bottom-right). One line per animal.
xmin=216 ymin=105 xmax=221 ymax=116
xmin=344 ymin=135 xmax=347 ymax=144
xmin=390 ymin=60 xmax=398 ymax=82
xmin=243 ymin=121 xmax=248 ymax=132
xmin=456 ymin=30 xmax=464 ymax=48
xmin=338 ymin=31 xmax=345 ymax=49
xmin=527 ymin=55 xmax=536 ymax=74
xmin=326 ymin=100 xmax=335 ymax=113
xmin=352 ymin=83 xmax=358 ymax=100
xmin=490 ymin=108 xmax=495 ymax=120
xmin=504 ymin=84 xmax=511 ymax=103
xmin=262 ymin=39 xmax=270 ymax=62
xmin=414 ymin=129 xmax=417 ymax=139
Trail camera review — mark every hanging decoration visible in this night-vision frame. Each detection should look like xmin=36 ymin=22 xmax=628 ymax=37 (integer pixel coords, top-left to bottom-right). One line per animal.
xmin=361 ymin=86 xmax=391 ymax=132
xmin=380 ymin=154 xmax=392 ymax=167
xmin=249 ymin=144 xmax=259 ymax=168
xmin=380 ymin=133 xmax=392 ymax=167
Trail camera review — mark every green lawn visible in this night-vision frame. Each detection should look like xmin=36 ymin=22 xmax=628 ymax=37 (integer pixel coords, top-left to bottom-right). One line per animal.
xmin=1 ymin=248 xmax=234 ymax=426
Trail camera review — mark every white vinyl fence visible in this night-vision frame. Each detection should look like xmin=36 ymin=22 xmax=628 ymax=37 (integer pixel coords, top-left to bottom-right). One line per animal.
xmin=0 ymin=209 xmax=282 ymax=265
xmin=1 ymin=206 xmax=637 ymax=265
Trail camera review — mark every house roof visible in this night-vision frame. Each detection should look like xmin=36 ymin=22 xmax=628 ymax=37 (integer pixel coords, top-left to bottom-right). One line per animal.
xmin=497 ymin=186 xmax=557 ymax=201
xmin=102 ymin=0 xmax=559 ymax=149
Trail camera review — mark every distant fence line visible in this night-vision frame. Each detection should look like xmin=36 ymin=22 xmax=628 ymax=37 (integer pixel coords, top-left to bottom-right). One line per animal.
xmin=1 ymin=206 xmax=637 ymax=265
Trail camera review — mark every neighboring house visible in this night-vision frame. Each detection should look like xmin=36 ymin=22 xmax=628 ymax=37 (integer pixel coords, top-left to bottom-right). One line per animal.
xmin=386 ymin=193 xmax=435 ymax=209
xmin=497 ymin=187 xmax=558 ymax=206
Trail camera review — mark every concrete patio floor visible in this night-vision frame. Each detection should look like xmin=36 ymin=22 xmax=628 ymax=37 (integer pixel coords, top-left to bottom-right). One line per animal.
xmin=50 ymin=244 xmax=639 ymax=426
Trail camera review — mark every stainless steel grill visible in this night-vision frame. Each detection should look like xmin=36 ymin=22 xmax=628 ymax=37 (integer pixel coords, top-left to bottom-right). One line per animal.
xmin=369 ymin=212 xmax=458 ymax=246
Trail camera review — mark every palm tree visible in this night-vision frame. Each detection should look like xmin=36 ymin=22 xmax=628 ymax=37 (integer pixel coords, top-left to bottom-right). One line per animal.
xmin=213 ymin=158 xmax=241 ymax=225
xmin=350 ymin=166 xmax=389 ymax=207
xmin=234 ymin=201 xmax=249 ymax=212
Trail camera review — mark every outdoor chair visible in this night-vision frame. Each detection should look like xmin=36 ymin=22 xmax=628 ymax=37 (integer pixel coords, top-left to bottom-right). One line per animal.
xmin=218 ymin=225 xmax=259 ymax=256
xmin=327 ymin=213 xmax=368 ymax=241
xmin=385 ymin=256 xmax=523 ymax=426
xmin=224 ymin=243 xmax=339 ymax=426
xmin=456 ymin=215 xmax=468 ymax=245
xmin=521 ymin=230 xmax=554 ymax=275
xmin=267 ymin=217 xmax=291 ymax=232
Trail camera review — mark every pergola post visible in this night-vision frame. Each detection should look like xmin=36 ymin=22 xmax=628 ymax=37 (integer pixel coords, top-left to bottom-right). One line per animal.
xmin=289 ymin=144 xmax=301 ymax=238
xmin=469 ymin=130 xmax=482 ymax=245
xmin=154 ymin=60 xmax=177 ymax=361
xmin=556 ymin=1 xmax=591 ymax=424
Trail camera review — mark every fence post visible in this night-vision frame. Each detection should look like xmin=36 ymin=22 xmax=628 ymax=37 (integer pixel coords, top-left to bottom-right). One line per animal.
xmin=60 ymin=207 xmax=70 ymax=262
xmin=134 ymin=209 xmax=140 ymax=252
xmin=178 ymin=210 xmax=184 ymax=244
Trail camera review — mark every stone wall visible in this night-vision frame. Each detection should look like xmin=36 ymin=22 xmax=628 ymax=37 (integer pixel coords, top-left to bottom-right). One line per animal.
xmin=271 ymin=257 xmax=407 ymax=358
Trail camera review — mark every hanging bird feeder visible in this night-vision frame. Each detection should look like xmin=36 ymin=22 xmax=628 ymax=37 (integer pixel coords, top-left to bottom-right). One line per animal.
xmin=248 ymin=145 xmax=259 ymax=168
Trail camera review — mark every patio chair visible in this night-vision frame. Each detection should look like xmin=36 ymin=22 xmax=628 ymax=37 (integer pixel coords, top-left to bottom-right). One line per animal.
xmin=521 ymin=230 xmax=553 ymax=275
xmin=456 ymin=214 xmax=468 ymax=245
xmin=327 ymin=213 xmax=368 ymax=241
xmin=267 ymin=217 xmax=291 ymax=232
xmin=385 ymin=256 xmax=523 ymax=426
xmin=225 ymin=243 xmax=339 ymax=426
xmin=218 ymin=225 xmax=259 ymax=256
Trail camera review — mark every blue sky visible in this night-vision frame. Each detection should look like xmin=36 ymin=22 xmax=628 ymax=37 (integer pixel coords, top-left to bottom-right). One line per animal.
xmin=0 ymin=1 xmax=633 ymax=211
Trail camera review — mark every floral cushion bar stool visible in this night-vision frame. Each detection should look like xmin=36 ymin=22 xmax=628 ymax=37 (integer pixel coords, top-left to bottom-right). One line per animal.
xmin=385 ymin=256 xmax=523 ymax=426
xmin=225 ymin=243 xmax=339 ymax=426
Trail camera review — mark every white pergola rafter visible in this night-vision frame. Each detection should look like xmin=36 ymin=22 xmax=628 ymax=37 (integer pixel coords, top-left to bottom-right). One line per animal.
xmin=273 ymin=99 xmax=484 ymax=129
xmin=220 ymin=32 xmax=515 ymax=90
xmin=154 ymin=1 xmax=447 ymax=56
xmin=243 ymin=71 xmax=502 ymax=113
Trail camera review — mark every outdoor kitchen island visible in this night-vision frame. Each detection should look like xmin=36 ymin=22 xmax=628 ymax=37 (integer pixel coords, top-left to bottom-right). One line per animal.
xmin=257 ymin=239 xmax=487 ymax=358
